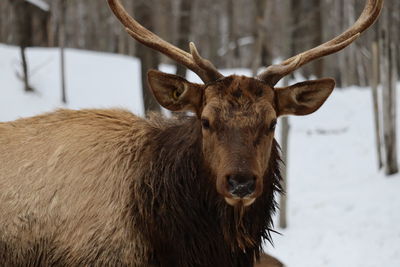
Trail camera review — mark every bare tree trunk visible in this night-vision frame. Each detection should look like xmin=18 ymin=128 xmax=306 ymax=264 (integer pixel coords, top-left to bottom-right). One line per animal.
xmin=370 ymin=41 xmax=383 ymax=169
xmin=312 ymin=0 xmax=324 ymax=78
xmin=279 ymin=111 xmax=290 ymax=229
xmin=175 ymin=0 xmax=192 ymax=78
xmin=379 ymin=6 xmax=398 ymax=175
xmin=344 ymin=0 xmax=357 ymax=86
xmin=250 ymin=0 xmax=268 ymax=76
xmin=387 ymin=41 xmax=398 ymax=174
xmin=338 ymin=1 xmax=348 ymax=87
xmin=13 ymin=0 xmax=33 ymax=92
xmin=278 ymin=0 xmax=294 ymax=229
xmin=228 ymin=0 xmax=240 ymax=68
xmin=19 ymin=46 xmax=33 ymax=92
xmin=59 ymin=0 xmax=67 ymax=104
xmin=135 ymin=0 xmax=160 ymax=114
xmin=206 ymin=2 xmax=220 ymax=67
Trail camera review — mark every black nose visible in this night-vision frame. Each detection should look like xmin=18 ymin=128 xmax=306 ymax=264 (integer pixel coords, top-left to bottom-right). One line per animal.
xmin=227 ymin=173 xmax=256 ymax=198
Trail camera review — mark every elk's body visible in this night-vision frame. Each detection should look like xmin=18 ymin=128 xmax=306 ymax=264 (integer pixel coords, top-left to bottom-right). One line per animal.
xmin=0 ymin=108 xmax=280 ymax=266
xmin=0 ymin=0 xmax=382 ymax=265
xmin=255 ymin=253 xmax=285 ymax=267
xmin=0 ymin=109 xmax=150 ymax=266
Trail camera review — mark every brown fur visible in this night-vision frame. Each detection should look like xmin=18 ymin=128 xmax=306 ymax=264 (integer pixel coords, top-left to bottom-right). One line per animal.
xmin=0 ymin=107 xmax=282 ymax=266
xmin=148 ymin=72 xmax=332 ymax=205
xmin=199 ymin=76 xmax=278 ymax=200
xmin=255 ymin=253 xmax=285 ymax=267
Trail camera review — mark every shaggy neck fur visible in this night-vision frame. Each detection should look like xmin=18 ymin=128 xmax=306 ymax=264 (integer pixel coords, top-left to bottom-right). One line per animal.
xmin=130 ymin=115 xmax=282 ymax=267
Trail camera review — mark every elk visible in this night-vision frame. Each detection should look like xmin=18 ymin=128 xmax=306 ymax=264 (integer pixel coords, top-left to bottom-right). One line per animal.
xmin=255 ymin=253 xmax=285 ymax=267
xmin=0 ymin=0 xmax=382 ymax=266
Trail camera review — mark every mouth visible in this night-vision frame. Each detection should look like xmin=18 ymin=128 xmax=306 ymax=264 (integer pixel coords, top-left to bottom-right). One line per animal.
xmin=225 ymin=197 xmax=256 ymax=207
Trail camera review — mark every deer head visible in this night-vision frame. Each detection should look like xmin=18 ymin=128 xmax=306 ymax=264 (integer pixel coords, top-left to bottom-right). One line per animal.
xmin=108 ymin=0 xmax=383 ymax=207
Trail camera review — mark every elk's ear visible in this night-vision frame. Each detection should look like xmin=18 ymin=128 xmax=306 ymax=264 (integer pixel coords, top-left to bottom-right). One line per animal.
xmin=147 ymin=70 xmax=203 ymax=113
xmin=275 ymin=78 xmax=335 ymax=116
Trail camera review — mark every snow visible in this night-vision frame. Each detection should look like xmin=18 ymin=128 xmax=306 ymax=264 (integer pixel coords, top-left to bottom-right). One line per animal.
xmin=1 ymin=44 xmax=399 ymax=266
xmin=0 ymin=44 xmax=144 ymax=120
xmin=265 ymin=87 xmax=400 ymax=267
xmin=25 ymin=0 xmax=50 ymax=12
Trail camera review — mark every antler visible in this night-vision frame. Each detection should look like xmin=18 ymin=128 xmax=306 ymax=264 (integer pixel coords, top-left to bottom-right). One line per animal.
xmin=257 ymin=0 xmax=384 ymax=86
xmin=107 ymin=0 xmax=223 ymax=83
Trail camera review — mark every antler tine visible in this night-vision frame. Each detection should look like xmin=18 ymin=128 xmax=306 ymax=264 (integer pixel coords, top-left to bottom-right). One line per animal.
xmin=107 ymin=0 xmax=223 ymax=83
xmin=258 ymin=0 xmax=384 ymax=86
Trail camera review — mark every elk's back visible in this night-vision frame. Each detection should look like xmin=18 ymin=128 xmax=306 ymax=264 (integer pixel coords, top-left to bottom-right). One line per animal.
xmin=0 ymin=109 xmax=152 ymax=266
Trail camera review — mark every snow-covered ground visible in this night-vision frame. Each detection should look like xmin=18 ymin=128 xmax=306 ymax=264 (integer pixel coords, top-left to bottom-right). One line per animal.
xmin=268 ymin=88 xmax=400 ymax=267
xmin=1 ymin=44 xmax=399 ymax=266
xmin=25 ymin=0 xmax=50 ymax=12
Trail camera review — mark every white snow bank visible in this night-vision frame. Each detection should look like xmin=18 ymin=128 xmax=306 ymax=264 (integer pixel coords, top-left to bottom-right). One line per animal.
xmin=265 ymin=87 xmax=400 ymax=267
xmin=0 ymin=44 xmax=143 ymax=121
xmin=25 ymin=0 xmax=50 ymax=12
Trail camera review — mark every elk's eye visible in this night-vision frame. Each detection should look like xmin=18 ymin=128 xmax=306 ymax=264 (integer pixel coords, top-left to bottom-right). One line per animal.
xmin=172 ymin=88 xmax=183 ymax=101
xmin=269 ymin=119 xmax=277 ymax=131
xmin=201 ymin=118 xmax=211 ymax=130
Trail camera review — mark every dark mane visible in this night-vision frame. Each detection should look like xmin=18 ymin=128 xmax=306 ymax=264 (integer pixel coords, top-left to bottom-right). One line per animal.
xmin=130 ymin=115 xmax=282 ymax=266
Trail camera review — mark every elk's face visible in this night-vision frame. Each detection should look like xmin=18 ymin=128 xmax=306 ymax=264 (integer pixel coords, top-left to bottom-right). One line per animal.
xmin=148 ymin=70 xmax=334 ymax=207
xmin=199 ymin=77 xmax=277 ymax=206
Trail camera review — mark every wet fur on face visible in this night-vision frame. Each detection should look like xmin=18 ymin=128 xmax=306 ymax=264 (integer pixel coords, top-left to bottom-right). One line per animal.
xmin=133 ymin=114 xmax=283 ymax=266
xmin=200 ymin=76 xmax=278 ymax=200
